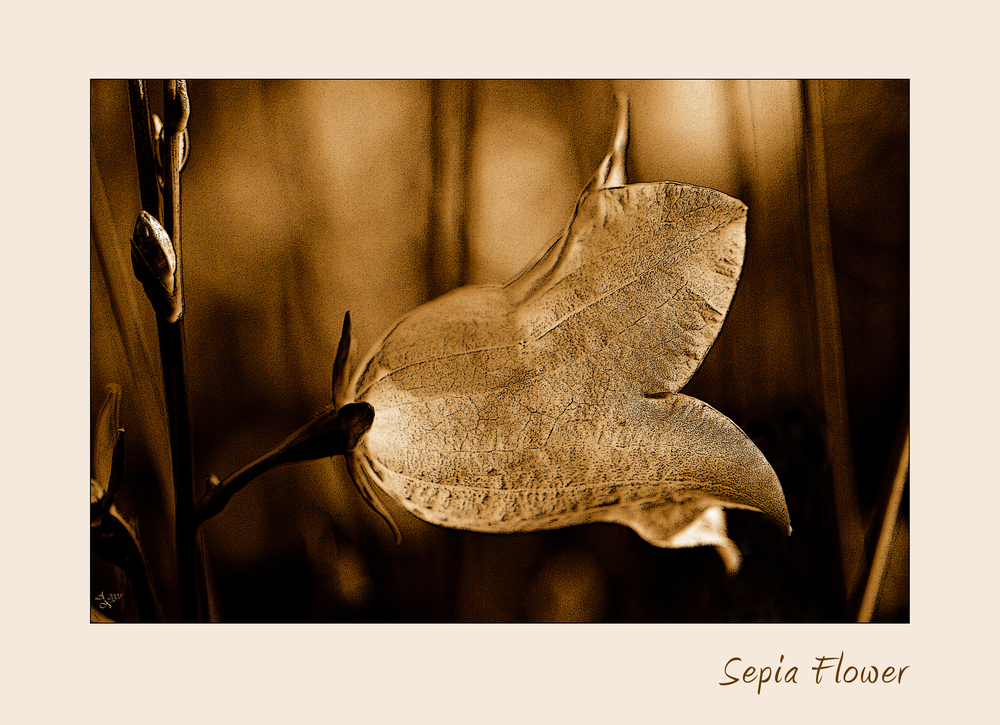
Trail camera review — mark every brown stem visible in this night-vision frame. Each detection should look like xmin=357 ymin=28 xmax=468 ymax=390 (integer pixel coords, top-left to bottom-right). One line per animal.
xmin=856 ymin=428 xmax=909 ymax=622
xmin=427 ymin=80 xmax=474 ymax=296
xmin=158 ymin=79 xmax=204 ymax=622
xmin=801 ymin=80 xmax=864 ymax=606
xmin=194 ymin=402 xmax=374 ymax=527
xmin=854 ymin=398 xmax=910 ymax=622
xmin=127 ymin=80 xmax=162 ymax=220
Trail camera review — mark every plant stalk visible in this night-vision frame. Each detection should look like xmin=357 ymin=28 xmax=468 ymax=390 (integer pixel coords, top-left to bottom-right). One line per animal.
xmin=801 ymin=80 xmax=864 ymax=606
xmin=158 ymin=80 xmax=205 ymax=622
xmin=427 ymin=80 xmax=473 ymax=296
xmin=126 ymin=80 xmax=161 ymax=220
xmin=128 ymin=80 xmax=203 ymax=620
xmin=857 ymin=428 xmax=909 ymax=622
xmin=194 ymin=401 xmax=374 ymax=526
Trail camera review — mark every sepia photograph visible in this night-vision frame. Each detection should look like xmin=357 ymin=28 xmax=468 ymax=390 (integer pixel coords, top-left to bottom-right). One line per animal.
xmin=2 ymin=0 xmax=990 ymax=715
xmin=91 ymin=79 xmax=908 ymax=625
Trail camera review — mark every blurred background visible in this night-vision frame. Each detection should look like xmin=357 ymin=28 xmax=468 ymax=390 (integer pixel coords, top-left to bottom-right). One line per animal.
xmin=91 ymin=80 xmax=908 ymax=622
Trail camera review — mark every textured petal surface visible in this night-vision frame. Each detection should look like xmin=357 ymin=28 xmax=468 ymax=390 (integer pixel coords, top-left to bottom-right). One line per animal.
xmin=345 ymin=111 xmax=789 ymax=560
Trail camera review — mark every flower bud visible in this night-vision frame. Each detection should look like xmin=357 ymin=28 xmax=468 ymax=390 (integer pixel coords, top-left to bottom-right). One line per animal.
xmin=131 ymin=210 xmax=182 ymax=321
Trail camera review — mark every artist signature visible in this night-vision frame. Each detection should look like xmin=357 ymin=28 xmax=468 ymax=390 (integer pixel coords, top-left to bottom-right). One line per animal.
xmin=94 ymin=592 xmax=123 ymax=609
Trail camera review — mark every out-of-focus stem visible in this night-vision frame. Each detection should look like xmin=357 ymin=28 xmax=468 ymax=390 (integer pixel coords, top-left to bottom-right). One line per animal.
xmin=802 ymin=80 xmax=864 ymax=605
xmin=857 ymin=429 xmax=909 ymax=623
xmin=427 ymin=80 xmax=473 ymax=297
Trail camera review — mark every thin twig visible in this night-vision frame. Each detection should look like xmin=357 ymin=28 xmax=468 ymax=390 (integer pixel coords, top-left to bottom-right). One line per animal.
xmin=194 ymin=402 xmax=375 ymax=526
xmin=801 ymin=80 xmax=865 ymax=606
xmin=127 ymin=80 xmax=161 ymax=220
xmin=153 ymin=79 xmax=204 ymax=622
xmin=162 ymin=81 xmax=190 ymax=316
xmin=856 ymin=430 xmax=909 ymax=622
xmin=126 ymin=82 xmax=197 ymax=620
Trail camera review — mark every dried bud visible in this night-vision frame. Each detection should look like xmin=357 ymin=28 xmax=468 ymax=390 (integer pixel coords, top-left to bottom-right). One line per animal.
xmin=131 ymin=211 xmax=181 ymax=321
xmin=165 ymin=80 xmax=191 ymax=135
